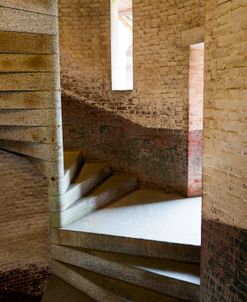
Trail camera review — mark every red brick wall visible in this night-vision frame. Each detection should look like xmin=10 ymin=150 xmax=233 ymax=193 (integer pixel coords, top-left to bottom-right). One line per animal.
xmin=188 ymin=130 xmax=202 ymax=196
xmin=201 ymin=220 xmax=247 ymax=302
xmin=0 ymin=150 xmax=50 ymax=300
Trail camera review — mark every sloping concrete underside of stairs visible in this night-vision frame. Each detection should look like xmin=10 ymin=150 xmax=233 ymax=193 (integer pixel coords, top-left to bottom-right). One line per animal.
xmin=43 ymin=273 xmax=185 ymax=302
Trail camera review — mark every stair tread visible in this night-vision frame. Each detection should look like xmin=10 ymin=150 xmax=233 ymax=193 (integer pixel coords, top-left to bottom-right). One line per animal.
xmin=62 ymin=188 xmax=201 ymax=247
xmin=42 ymin=274 xmax=95 ymax=302
xmin=86 ymin=174 xmax=137 ymax=197
xmin=53 ymin=260 xmax=184 ymax=302
xmin=64 ymin=150 xmax=81 ymax=171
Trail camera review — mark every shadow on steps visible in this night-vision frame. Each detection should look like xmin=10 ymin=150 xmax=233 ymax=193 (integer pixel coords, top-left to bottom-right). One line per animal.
xmin=0 ymin=292 xmax=41 ymax=302
xmin=42 ymin=275 xmax=94 ymax=302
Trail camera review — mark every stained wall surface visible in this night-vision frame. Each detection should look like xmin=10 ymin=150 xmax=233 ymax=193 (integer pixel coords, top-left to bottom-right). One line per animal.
xmin=59 ymin=0 xmax=205 ymax=195
xmin=201 ymin=1 xmax=247 ymax=301
xmin=0 ymin=0 xmax=63 ymax=300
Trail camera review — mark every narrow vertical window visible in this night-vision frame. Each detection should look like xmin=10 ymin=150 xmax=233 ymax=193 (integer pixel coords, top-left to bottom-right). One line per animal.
xmin=188 ymin=42 xmax=204 ymax=197
xmin=111 ymin=0 xmax=133 ymax=90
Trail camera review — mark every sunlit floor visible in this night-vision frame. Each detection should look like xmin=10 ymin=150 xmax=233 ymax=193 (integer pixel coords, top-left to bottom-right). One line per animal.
xmin=63 ymin=189 xmax=202 ymax=246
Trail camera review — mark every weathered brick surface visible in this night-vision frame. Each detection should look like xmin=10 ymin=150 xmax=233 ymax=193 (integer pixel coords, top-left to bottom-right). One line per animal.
xmin=203 ymin=0 xmax=247 ymax=230
xmin=59 ymin=0 xmax=205 ymax=195
xmin=201 ymin=1 xmax=247 ymax=301
xmin=201 ymin=219 xmax=247 ymax=302
xmin=0 ymin=150 xmax=50 ymax=297
xmin=62 ymin=92 xmax=188 ymax=194
xmin=58 ymin=0 xmax=205 ymax=130
xmin=188 ymin=130 xmax=203 ymax=196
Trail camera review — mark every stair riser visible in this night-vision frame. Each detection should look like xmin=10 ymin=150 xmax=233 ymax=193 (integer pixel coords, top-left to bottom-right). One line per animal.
xmin=63 ymin=152 xmax=83 ymax=194
xmin=87 ymin=177 xmax=138 ymax=209
xmin=52 ymin=245 xmax=199 ymax=301
xmin=52 ymin=260 xmax=127 ymax=302
xmin=51 ymin=200 xmax=96 ymax=228
xmin=51 ymin=178 xmax=138 ymax=228
xmin=52 ymin=165 xmax=111 ymax=211
xmin=53 ymin=230 xmax=200 ymax=263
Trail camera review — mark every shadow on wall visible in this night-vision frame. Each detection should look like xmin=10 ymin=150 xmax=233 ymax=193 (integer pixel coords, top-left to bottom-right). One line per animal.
xmin=62 ymin=91 xmax=189 ymax=195
xmin=0 ymin=265 xmax=49 ymax=302
xmin=201 ymin=219 xmax=247 ymax=301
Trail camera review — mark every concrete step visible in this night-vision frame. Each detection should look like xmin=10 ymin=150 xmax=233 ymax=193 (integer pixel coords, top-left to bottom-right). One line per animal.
xmin=52 ymin=245 xmax=200 ymax=301
xmin=53 ymin=162 xmax=111 ymax=211
xmin=62 ymin=150 xmax=83 ymax=193
xmin=51 ymin=174 xmax=138 ymax=228
xmin=42 ymin=274 xmax=95 ymax=302
xmin=54 ymin=189 xmax=201 ymax=262
xmin=52 ymin=260 xmax=184 ymax=302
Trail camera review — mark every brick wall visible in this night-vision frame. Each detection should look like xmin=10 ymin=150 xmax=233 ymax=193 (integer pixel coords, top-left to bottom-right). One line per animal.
xmin=63 ymin=92 xmax=188 ymax=194
xmin=188 ymin=130 xmax=203 ymax=196
xmin=203 ymin=0 xmax=247 ymax=230
xmin=201 ymin=220 xmax=247 ymax=302
xmin=0 ymin=150 xmax=50 ymax=301
xmin=201 ymin=1 xmax=247 ymax=301
xmin=58 ymin=0 xmax=205 ymax=195
xmin=59 ymin=0 xmax=204 ymax=130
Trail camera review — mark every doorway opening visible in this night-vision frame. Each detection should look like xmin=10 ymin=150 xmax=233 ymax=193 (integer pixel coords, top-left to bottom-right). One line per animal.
xmin=188 ymin=42 xmax=204 ymax=197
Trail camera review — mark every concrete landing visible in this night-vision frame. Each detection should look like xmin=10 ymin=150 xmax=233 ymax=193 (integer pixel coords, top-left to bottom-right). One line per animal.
xmin=63 ymin=189 xmax=201 ymax=246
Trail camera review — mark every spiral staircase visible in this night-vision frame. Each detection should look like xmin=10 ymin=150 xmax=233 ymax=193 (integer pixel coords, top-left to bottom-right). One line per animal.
xmin=43 ymin=150 xmax=201 ymax=302
xmin=0 ymin=2 xmax=202 ymax=301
